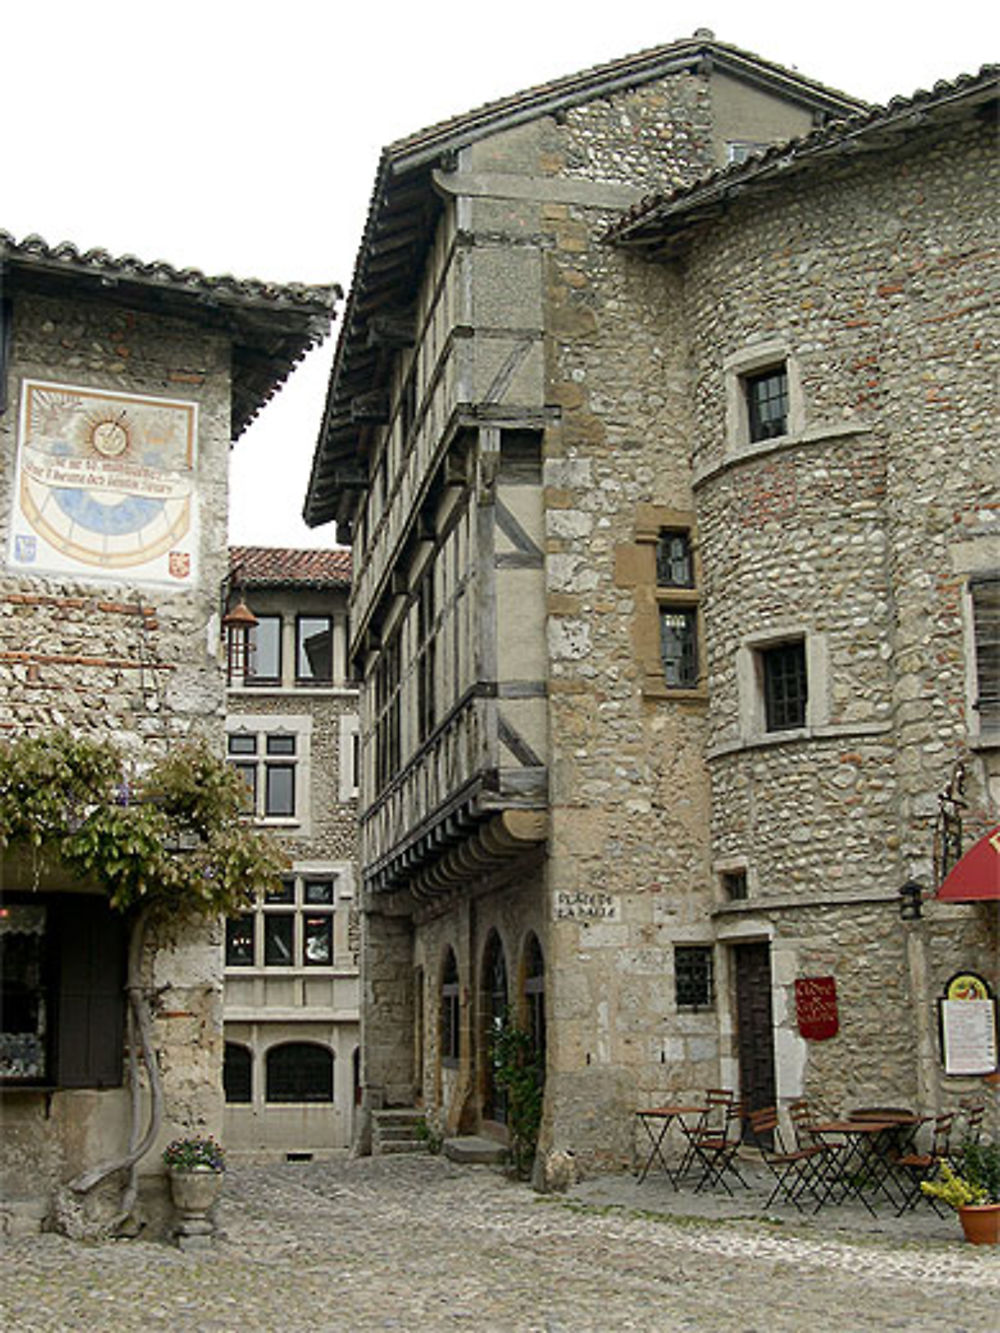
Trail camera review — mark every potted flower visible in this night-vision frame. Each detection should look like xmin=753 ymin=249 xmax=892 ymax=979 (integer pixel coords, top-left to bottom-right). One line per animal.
xmin=922 ymin=1140 xmax=1000 ymax=1244
xmin=162 ymin=1136 xmax=225 ymax=1246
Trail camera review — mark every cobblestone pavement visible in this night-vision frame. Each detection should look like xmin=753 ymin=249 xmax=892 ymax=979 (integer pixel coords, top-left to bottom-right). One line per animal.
xmin=2 ymin=1155 xmax=998 ymax=1332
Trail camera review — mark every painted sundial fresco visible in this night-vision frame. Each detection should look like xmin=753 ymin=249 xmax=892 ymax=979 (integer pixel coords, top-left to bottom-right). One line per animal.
xmin=9 ymin=380 xmax=198 ymax=585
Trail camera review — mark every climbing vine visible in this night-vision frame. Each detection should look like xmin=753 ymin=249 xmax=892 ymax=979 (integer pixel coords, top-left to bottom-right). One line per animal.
xmin=492 ymin=1011 xmax=544 ymax=1179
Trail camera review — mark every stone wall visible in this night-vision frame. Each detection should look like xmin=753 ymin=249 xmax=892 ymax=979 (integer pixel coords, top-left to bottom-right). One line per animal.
xmin=678 ymin=112 xmax=998 ymax=1117
xmin=0 ymin=287 xmax=232 ymax=1226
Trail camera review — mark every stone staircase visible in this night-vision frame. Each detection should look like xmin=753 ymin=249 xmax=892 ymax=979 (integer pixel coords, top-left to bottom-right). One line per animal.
xmin=371 ymin=1108 xmax=427 ymax=1156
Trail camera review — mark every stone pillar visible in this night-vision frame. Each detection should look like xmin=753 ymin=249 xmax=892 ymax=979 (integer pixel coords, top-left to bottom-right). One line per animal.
xmin=359 ymin=900 xmax=414 ymax=1152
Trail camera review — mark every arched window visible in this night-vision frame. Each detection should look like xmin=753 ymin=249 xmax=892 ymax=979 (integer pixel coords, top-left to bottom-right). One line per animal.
xmin=523 ymin=933 xmax=546 ymax=1070
xmin=482 ymin=931 xmax=508 ymax=1123
xmin=441 ymin=948 xmax=460 ymax=1067
xmin=223 ymin=1042 xmax=252 ymax=1103
xmin=265 ymin=1042 xmax=333 ymax=1103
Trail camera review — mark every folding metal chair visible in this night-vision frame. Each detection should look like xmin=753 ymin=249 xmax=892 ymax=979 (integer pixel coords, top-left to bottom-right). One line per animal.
xmin=787 ymin=1098 xmax=844 ymax=1209
xmin=684 ymin=1096 xmax=748 ymax=1195
xmin=747 ymin=1107 xmax=831 ymax=1212
xmin=675 ymin=1088 xmax=732 ymax=1183
xmin=894 ymin=1113 xmax=954 ymax=1215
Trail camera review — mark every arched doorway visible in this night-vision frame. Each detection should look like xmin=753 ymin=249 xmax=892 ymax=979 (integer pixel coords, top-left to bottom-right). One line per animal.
xmin=481 ymin=931 xmax=508 ymax=1124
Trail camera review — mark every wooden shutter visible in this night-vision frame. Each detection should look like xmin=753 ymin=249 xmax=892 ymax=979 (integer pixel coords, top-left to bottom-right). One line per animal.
xmin=971 ymin=577 xmax=1000 ymax=726
xmin=53 ymin=895 xmax=126 ymax=1088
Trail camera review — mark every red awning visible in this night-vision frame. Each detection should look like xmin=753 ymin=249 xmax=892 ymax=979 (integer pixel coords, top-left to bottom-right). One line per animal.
xmin=936 ymin=826 xmax=1000 ymax=901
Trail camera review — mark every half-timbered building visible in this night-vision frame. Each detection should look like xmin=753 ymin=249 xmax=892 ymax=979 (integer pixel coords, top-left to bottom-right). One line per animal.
xmin=303 ymin=34 xmax=881 ymax=1161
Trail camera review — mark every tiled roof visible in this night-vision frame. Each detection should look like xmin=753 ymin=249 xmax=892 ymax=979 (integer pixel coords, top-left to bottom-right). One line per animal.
xmin=304 ymin=33 xmax=866 ymax=533
xmin=386 ymin=34 xmax=863 ymax=167
xmin=0 ymin=231 xmax=340 ymax=438
xmin=606 ymin=65 xmax=999 ymax=252
xmin=229 ymin=545 xmax=352 ymax=588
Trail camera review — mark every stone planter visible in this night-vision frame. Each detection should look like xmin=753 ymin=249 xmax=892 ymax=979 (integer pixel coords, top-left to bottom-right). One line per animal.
xmin=167 ymin=1167 xmax=224 ymax=1249
xmin=958 ymin=1203 xmax=1000 ymax=1245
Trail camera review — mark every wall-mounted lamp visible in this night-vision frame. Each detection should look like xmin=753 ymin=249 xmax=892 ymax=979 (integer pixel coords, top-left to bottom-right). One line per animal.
xmin=222 ymin=595 xmax=258 ymax=685
xmin=899 ymin=878 xmax=924 ymax=922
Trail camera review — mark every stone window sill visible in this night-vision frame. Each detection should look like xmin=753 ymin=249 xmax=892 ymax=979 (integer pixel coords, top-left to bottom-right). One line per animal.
xmin=707 ymin=719 xmax=891 ymax=760
xmin=642 ymin=679 xmax=709 ymax=704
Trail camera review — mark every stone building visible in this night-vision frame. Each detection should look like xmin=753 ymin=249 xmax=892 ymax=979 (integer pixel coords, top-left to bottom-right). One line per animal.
xmin=0 ymin=230 xmax=335 ymax=1229
xmin=303 ymin=33 xmax=998 ymax=1166
xmin=607 ymin=66 xmax=999 ymax=1127
xmin=222 ymin=544 xmax=360 ymax=1155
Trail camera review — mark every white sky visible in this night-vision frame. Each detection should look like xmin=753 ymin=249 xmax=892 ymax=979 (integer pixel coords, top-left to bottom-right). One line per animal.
xmin=3 ymin=1 xmax=996 ymax=551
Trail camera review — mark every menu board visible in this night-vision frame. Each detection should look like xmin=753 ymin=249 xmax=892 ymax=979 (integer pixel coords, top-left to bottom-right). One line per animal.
xmin=940 ymin=997 xmax=998 ymax=1076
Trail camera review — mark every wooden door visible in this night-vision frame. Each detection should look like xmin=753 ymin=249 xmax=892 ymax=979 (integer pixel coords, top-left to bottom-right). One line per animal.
xmin=733 ymin=942 xmax=776 ymax=1115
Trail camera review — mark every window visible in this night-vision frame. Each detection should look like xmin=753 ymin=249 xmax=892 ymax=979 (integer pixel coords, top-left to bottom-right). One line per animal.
xmin=296 ymin=616 xmax=333 ymax=684
xmin=224 ymin=1042 xmax=252 ymax=1103
xmin=416 ymin=569 xmax=436 ymax=742
xmin=0 ymin=894 xmax=125 ymax=1088
xmin=655 ymin=525 xmax=701 ymax=693
xmin=745 ymin=366 xmax=788 ymax=443
xmin=737 ymin=631 xmax=826 ymax=743
xmin=721 ymin=869 xmax=748 ymax=902
xmin=726 ymin=140 xmax=769 ymax=164
xmin=339 ymin=715 xmax=360 ymax=803
xmin=225 ymin=914 xmax=255 ymax=966
xmin=523 ymin=933 xmax=546 ymax=1068
xmin=441 ymin=948 xmax=460 ymax=1066
xmin=660 ymin=609 xmax=699 ymax=689
xmin=656 ymin=531 xmax=694 ymax=588
xmin=675 ymin=946 xmax=714 ymax=1009
xmin=971 ymin=575 xmax=1000 ymax=736
xmin=373 ymin=633 xmax=401 ymax=789
xmin=762 ymin=640 xmax=808 ymax=731
xmin=725 ymin=345 xmax=802 ymax=453
xmin=246 ymin=614 xmax=281 ymax=685
xmin=223 ymin=875 xmax=338 ymax=970
xmin=265 ymin=1042 xmax=333 ymax=1103
xmin=227 ymin=722 xmax=307 ymax=822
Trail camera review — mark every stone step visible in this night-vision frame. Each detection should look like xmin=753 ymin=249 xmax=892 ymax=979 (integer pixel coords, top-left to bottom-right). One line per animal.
xmin=442 ymin=1135 xmax=508 ymax=1166
xmin=371 ymin=1108 xmax=427 ymax=1156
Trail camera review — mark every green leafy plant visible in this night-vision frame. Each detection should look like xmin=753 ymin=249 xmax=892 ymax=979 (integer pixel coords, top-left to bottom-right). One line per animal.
xmin=922 ymin=1141 xmax=1000 ymax=1209
xmin=414 ymin=1118 xmax=443 ymax=1155
xmin=957 ymin=1139 xmax=1000 ymax=1204
xmin=163 ymin=1136 xmax=226 ymax=1172
xmin=491 ymin=1011 xmax=544 ymax=1178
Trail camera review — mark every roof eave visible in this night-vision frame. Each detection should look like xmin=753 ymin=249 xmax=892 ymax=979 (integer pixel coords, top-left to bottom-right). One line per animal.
xmin=609 ymin=67 xmax=999 ymax=254
xmin=1 ymin=234 xmax=340 ymax=442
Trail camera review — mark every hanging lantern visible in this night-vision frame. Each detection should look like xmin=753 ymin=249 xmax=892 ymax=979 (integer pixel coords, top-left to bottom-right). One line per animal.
xmin=222 ymin=596 xmax=258 ymax=685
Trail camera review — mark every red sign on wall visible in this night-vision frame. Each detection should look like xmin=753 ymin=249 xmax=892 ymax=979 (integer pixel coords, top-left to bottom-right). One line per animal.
xmin=795 ymin=976 xmax=839 ymax=1041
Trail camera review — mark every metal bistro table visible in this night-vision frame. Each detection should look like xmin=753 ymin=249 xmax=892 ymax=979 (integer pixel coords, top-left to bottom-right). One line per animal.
xmin=635 ymin=1105 xmax=706 ymax=1187
xmin=810 ymin=1118 xmax=901 ymax=1214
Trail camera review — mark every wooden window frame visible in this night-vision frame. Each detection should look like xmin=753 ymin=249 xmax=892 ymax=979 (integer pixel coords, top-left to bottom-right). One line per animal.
xmin=295 ymin=614 xmax=334 ymax=686
xmin=970 ymin=574 xmax=1000 ymax=740
xmin=246 ymin=614 xmax=283 ymax=686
